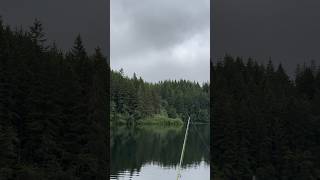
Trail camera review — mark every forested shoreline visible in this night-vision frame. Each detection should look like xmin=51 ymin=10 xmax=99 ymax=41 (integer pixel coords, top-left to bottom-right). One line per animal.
xmin=110 ymin=69 xmax=210 ymax=125
xmin=212 ymin=56 xmax=320 ymax=179
xmin=0 ymin=19 xmax=108 ymax=179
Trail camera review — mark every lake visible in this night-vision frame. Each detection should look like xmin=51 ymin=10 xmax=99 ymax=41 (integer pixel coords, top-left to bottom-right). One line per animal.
xmin=110 ymin=123 xmax=210 ymax=180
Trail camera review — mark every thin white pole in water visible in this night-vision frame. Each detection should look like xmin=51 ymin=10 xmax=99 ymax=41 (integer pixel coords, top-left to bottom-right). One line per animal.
xmin=252 ymin=175 xmax=256 ymax=180
xmin=176 ymin=116 xmax=191 ymax=180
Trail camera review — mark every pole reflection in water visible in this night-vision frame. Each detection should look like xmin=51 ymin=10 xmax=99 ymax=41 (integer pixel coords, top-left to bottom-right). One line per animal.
xmin=110 ymin=123 xmax=210 ymax=180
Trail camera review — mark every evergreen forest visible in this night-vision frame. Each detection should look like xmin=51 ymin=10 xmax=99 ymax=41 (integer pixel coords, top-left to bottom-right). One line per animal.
xmin=212 ymin=55 xmax=320 ymax=179
xmin=0 ymin=19 xmax=108 ymax=180
xmin=110 ymin=69 xmax=210 ymax=124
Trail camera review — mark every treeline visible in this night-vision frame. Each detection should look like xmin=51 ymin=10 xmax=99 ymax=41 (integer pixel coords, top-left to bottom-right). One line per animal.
xmin=0 ymin=19 xmax=108 ymax=179
xmin=110 ymin=69 xmax=209 ymax=123
xmin=212 ymin=56 xmax=320 ymax=179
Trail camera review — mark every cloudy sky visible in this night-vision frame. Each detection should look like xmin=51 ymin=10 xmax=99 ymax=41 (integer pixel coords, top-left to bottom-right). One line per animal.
xmin=111 ymin=0 xmax=210 ymax=83
xmin=213 ymin=0 xmax=320 ymax=76
xmin=0 ymin=0 xmax=107 ymax=55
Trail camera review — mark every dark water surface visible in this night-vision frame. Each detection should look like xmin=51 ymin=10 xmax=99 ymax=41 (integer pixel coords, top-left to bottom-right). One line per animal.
xmin=110 ymin=124 xmax=210 ymax=180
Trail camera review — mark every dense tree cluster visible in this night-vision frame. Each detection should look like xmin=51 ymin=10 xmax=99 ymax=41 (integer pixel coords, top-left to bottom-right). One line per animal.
xmin=212 ymin=56 xmax=320 ymax=179
xmin=110 ymin=70 xmax=209 ymax=124
xmin=0 ymin=19 xmax=108 ymax=180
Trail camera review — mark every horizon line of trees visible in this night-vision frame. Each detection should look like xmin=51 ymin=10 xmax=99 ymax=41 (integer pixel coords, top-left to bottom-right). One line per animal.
xmin=212 ymin=55 xmax=320 ymax=179
xmin=111 ymin=69 xmax=210 ymax=124
xmin=0 ymin=18 xmax=108 ymax=180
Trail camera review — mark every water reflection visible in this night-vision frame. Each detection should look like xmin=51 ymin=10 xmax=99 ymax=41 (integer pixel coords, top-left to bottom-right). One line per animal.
xmin=110 ymin=124 xmax=210 ymax=179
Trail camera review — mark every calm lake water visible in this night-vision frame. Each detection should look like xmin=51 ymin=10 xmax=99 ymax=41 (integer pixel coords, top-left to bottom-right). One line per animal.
xmin=110 ymin=124 xmax=210 ymax=180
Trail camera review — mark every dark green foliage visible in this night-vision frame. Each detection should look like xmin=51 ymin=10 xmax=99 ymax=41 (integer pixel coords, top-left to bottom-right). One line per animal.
xmin=0 ymin=19 xmax=107 ymax=179
xmin=212 ymin=55 xmax=320 ymax=179
xmin=110 ymin=70 xmax=210 ymax=124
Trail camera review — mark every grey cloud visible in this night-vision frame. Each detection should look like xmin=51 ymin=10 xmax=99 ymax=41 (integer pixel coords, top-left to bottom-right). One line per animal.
xmin=213 ymin=0 xmax=320 ymax=76
xmin=0 ymin=0 xmax=107 ymax=54
xmin=111 ymin=0 xmax=210 ymax=83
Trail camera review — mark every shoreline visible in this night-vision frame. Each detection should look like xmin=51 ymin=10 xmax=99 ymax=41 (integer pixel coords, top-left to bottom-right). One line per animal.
xmin=110 ymin=114 xmax=184 ymax=126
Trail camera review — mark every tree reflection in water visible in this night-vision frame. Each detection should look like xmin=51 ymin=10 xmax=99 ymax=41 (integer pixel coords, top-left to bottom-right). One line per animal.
xmin=110 ymin=124 xmax=210 ymax=177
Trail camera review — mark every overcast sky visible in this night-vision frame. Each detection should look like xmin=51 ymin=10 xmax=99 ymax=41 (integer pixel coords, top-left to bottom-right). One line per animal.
xmin=111 ymin=0 xmax=210 ymax=83
xmin=0 ymin=0 xmax=107 ymax=55
xmin=213 ymin=0 xmax=320 ymax=76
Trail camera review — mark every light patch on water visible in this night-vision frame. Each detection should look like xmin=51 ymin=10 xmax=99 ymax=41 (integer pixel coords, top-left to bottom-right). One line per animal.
xmin=110 ymin=161 xmax=210 ymax=180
